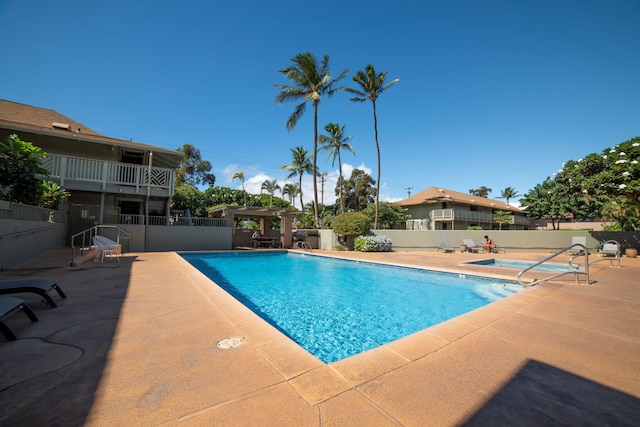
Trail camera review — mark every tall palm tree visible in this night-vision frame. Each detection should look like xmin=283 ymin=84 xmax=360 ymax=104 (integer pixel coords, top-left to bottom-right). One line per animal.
xmin=319 ymin=122 xmax=355 ymax=213
xmin=275 ymin=52 xmax=348 ymax=226
xmin=499 ymin=186 xmax=520 ymax=206
xmin=232 ymin=171 xmax=246 ymax=206
xmin=261 ymin=179 xmax=280 ymax=208
xmin=281 ymin=146 xmax=313 ymax=210
xmin=282 ymin=183 xmax=300 ymax=208
xmin=346 ymin=64 xmax=399 ymax=229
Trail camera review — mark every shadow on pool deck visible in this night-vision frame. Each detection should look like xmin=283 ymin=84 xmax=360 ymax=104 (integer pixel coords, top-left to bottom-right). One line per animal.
xmin=0 ymin=248 xmax=639 ymax=425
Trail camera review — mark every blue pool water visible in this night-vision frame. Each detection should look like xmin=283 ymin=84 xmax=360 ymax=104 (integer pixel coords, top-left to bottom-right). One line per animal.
xmin=180 ymin=252 xmax=521 ymax=363
xmin=465 ymin=259 xmax=582 ymax=273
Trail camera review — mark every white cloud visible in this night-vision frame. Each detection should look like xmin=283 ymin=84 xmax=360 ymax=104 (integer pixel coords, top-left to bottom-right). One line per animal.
xmin=216 ymin=161 xmax=391 ymax=208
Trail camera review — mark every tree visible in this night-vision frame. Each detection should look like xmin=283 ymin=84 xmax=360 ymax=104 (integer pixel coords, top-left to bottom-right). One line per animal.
xmin=498 ymin=187 xmax=520 ymax=206
xmin=176 ymin=144 xmax=215 ymax=187
xmin=282 ymin=183 xmax=301 ymax=208
xmin=332 ymin=211 xmax=371 ymax=250
xmin=275 ymin=52 xmax=348 ymax=226
xmin=281 ymin=146 xmax=313 ymax=210
xmin=493 ymin=210 xmax=514 ymax=230
xmin=363 ymin=202 xmax=410 ymax=230
xmin=338 ymin=168 xmax=376 ymax=212
xmin=232 ymin=171 xmax=246 ymax=206
xmin=172 ymin=185 xmax=205 ymax=217
xmin=203 ymin=186 xmax=246 ymax=207
xmin=38 ymin=181 xmax=70 ymax=209
xmin=600 ymin=197 xmax=639 ymax=231
xmin=318 ymin=122 xmax=355 ymax=213
xmin=261 ymin=179 xmax=281 ymax=208
xmin=519 ymin=178 xmax=587 ymax=230
xmin=553 ymin=136 xmax=640 ymax=230
xmin=0 ymin=134 xmax=48 ymax=204
xmin=346 ymin=64 xmax=399 ymax=229
xmin=469 ymin=186 xmax=492 ymax=198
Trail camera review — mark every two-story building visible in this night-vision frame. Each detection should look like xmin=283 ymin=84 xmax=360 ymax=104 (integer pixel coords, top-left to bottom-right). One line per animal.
xmin=0 ymin=99 xmax=182 ymax=242
xmin=397 ymin=186 xmax=532 ymax=230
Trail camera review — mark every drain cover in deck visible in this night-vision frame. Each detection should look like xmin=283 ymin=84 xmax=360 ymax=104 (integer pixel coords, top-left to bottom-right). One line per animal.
xmin=217 ymin=337 xmax=244 ymax=349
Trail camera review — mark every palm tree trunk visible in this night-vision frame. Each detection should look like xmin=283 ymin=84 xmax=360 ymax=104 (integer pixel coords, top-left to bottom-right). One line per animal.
xmin=338 ymin=153 xmax=344 ymax=213
xmin=298 ymin=174 xmax=304 ymax=211
xmin=373 ymin=101 xmax=380 ymax=229
xmin=312 ymin=101 xmax=320 ymax=226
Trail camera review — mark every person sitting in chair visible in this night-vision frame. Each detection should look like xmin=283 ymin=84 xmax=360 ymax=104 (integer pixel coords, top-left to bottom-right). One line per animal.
xmin=483 ymin=235 xmax=496 ymax=253
xmin=251 ymin=230 xmax=261 ymax=247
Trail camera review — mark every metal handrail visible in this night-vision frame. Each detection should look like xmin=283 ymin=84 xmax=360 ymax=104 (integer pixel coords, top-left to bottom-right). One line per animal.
xmin=0 ymin=224 xmax=56 ymax=239
xmin=70 ymin=225 xmax=131 ymax=266
xmin=517 ymin=243 xmax=589 ymax=287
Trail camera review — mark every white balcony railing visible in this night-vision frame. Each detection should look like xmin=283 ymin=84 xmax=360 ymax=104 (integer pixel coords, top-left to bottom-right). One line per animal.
xmin=431 ymin=209 xmax=533 ymax=226
xmin=42 ymin=154 xmax=175 ymax=194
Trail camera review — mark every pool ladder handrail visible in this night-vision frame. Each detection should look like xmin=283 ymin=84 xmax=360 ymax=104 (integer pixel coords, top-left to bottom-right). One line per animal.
xmin=517 ymin=243 xmax=590 ymax=287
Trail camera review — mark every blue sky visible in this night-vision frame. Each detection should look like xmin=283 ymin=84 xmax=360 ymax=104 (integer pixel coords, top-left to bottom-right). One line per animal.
xmin=1 ymin=0 xmax=638 ymax=207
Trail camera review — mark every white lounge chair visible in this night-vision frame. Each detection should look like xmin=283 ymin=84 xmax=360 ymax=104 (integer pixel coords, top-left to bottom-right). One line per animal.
xmin=598 ymin=242 xmax=620 ymax=257
xmin=437 ymin=236 xmax=456 ymax=253
xmin=462 ymin=239 xmax=484 ymax=253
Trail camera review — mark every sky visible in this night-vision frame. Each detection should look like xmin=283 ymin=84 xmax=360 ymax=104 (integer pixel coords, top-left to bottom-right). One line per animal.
xmin=1 ymin=0 xmax=639 ymax=207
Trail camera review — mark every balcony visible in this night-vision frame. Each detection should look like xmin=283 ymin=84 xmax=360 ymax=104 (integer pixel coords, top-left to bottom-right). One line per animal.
xmin=41 ymin=154 xmax=175 ymax=197
xmin=431 ymin=209 xmax=533 ymax=227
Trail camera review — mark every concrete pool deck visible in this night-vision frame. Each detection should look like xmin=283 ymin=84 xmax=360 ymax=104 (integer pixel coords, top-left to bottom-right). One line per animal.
xmin=0 ymin=248 xmax=639 ymax=425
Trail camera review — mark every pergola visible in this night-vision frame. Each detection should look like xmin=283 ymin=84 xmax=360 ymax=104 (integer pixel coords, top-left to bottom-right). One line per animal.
xmin=209 ymin=206 xmax=301 ymax=249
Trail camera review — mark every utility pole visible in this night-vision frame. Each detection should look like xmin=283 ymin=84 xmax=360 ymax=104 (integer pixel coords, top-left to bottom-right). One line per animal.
xmin=404 ymin=186 xmax=413 ymax=197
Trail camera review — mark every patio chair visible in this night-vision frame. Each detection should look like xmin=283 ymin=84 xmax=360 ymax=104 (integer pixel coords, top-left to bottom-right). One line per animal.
xmin=598 ymin=241 xmax=620 ymax=257
xmin=0 ymin=279 xmax=67 ymax=308
xmin=0 ymin=296 xmax=39 ymax=341
xmin=437 ymin=236 xmax=456 ymax=253
xmin=488 ymin=240 xmax=506 ymax=254
xmin=93 ymin=235 xmax=121 ymax=262
xmin=462 ymin=239 xmax=484 ymax=253
xmin=569 ymin=236 xmax=587 ymax=255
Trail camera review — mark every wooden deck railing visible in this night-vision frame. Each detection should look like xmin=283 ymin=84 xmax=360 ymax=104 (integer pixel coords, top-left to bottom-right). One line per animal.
xmin=41 ymin=154 xmax=175 ymax=193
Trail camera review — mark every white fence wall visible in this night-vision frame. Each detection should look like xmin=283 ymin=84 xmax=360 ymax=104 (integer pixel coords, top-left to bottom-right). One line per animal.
xmin=319 ymin=229 xmax=640 ymax=253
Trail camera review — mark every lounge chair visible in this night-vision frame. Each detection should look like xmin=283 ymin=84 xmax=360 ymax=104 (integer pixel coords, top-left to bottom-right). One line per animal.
xmin=462 ymin=239 xmax=484 ymax=253
xmin=488 ymin=240 xmax=506 ymax=254
xmin=569 ymin=236 xmax=587 ymax=255
xmin=437 ymin=236 xmax=456 ymax=253
xmin=598 ymin=241 xmax=620 ymax=257
xmin=0 ymin=296 xmax=39 ymax=341
xmin=0 ymin=279 xmax=66 ymax=308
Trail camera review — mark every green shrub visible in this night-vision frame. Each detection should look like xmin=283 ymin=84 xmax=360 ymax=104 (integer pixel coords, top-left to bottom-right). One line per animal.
xmin=354 ymin=235 xmax=392 ymax=252
xmin=332 ymin=212 xmax=371 ymax=250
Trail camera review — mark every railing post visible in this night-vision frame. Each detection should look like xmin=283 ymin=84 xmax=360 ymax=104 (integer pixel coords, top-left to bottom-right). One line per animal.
xmin=59 ymin=156 xmax=67 ymax=187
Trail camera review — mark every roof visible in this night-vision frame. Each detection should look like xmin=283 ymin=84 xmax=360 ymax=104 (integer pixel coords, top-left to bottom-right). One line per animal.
xmin=396 ymin=186 xmax=523 ymax=212
xmin=0 ymin=99 xmax=181 ymax=159
xmin=209 ymin=205 xmax=301 ymax=218
xmin=0 ymin=99 xmax=101 ymax=136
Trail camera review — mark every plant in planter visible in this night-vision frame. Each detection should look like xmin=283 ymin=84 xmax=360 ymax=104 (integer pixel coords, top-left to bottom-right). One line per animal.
xmin=354 ymin=235 xmax=392 ymax=252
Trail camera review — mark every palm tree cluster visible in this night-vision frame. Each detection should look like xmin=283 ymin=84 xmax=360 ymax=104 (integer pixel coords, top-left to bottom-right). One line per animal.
xmin=275 ymin=53 xmax=398 ymax=229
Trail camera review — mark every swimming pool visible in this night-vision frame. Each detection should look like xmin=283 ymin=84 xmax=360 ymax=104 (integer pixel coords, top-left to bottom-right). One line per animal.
xmin=180 ymin=251 xmax=522 ymax=363
xmin=464 ymin=259 xmax=582 ymax=273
